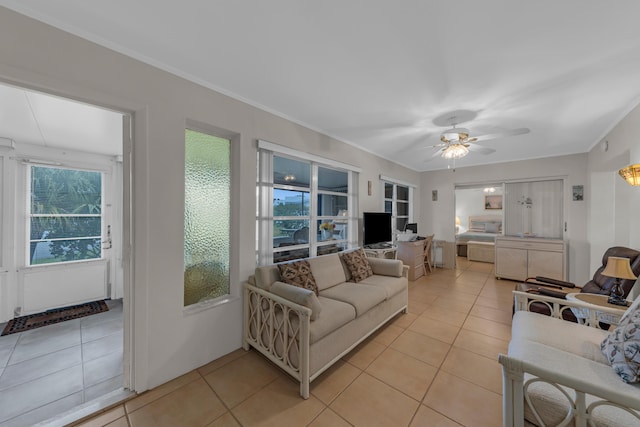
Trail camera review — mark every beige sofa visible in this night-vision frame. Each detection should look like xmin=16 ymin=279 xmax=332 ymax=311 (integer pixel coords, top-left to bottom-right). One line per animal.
xmin=243 ymin=250 xmax=409 ymax=398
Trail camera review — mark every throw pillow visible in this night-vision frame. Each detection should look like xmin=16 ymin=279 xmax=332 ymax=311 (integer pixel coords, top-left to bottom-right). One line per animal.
xmin=277 ymin=260 xmax=319 ymax=296
xmin=484 ymin=222 xmax=500 ymax=233
xmin=340 ymin=248 xmax=374 ymax=283
xmin=601 ymin=297 xmax=640 ymax=383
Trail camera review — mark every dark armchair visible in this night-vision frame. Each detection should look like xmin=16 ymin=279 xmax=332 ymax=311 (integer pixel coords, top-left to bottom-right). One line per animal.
xmin=580 ymin=246 xmax=640 ymax=297
xmin=517 ymin=246 xmax=640 ymax=323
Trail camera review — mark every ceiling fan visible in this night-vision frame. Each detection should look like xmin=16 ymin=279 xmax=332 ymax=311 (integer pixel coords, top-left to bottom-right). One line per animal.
xmin=428 ymin=122 xmax=530 ymax=161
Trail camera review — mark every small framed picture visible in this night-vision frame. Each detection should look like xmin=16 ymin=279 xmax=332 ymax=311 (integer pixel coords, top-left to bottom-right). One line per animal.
xmin=572 ymin=185 xmax=584 ymax=201
xmin=485 ymin=195 xmax=503 ymax=210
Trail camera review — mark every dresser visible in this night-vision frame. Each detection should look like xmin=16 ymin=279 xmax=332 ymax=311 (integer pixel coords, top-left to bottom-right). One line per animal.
xmin=397 ymin=240 xmax=426 ymax=281
xmin=495 ymin=236 xmax=568 ymax=281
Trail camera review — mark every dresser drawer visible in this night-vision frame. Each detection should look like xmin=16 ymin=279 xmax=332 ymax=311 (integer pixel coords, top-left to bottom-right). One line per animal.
xmin=496 ymin=239 xmax=563 ymax=252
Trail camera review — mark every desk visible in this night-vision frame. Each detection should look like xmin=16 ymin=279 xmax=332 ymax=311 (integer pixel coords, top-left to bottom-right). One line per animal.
xmin=364 ymin=247 xmax=397 ymax=259
xmin=397 ymin=240 xmax=426 ymax=281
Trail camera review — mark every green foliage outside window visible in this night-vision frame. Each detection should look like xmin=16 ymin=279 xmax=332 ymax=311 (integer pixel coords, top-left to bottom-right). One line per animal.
xmin=30 ymin=166 xmax=102 ymax=265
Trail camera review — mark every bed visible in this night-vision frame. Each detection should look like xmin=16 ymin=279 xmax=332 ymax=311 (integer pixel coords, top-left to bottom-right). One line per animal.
xmin=456 ymin=215 xmax=502 ymax=256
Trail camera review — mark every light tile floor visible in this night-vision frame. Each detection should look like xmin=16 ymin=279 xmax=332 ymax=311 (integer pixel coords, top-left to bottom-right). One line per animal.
xmin=73 ymin=258 xmax=512 ymax=427
xmin=0 ymin=299 xmax=123 ymax=427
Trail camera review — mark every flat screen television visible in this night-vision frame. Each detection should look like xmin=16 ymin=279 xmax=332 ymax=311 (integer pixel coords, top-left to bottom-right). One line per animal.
xmin=363 ymin=212 xmax=392 ymax=246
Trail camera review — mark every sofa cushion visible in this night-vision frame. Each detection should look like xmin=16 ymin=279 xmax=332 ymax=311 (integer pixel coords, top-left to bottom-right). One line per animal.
xmin=319 ymin=282 xmax=387 ymax=316
xmin=307 ymin=253 xmax=347 ymax=291
xmin=339 ymin=248 xmax=373 ymax=282
xmin=367 ymin=257 xmax=403 ymax=278
xmin=601 ymin=296 xmax=640 ymax=383
xmin=512 ymin=311 xmax=609 ymax=364
xmin=310 ymin=296 xmax=356 ymax=343
xmin=270 ymin=281 xmax=322 ymax=321
xmin=277 ymin=260 xmax=319 ymax=296
xmin=358 ymin=275 xmax=407 ymax=300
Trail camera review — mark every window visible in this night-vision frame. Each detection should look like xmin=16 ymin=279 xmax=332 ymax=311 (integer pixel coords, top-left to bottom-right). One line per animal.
xmin=257 ymin=141 xmax=359 ymax=265
xmin=29 ymin=166 xmax=102 ymax=265
xmin=383 ymin=181 xmax=413 ymax=236
xmin=184 ymin=129 xmax=230 ymax=306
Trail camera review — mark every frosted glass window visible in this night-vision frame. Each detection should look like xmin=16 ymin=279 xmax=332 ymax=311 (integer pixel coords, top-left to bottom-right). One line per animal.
xmin=184 ymin=129 xmax=230 ymax=306
xmin=29 ymin=166 xmax=102 ymax=265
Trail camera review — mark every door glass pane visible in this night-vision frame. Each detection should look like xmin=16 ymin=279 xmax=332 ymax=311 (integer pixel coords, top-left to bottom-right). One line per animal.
xmin=184 ymin=129 xmax=230 ymax=306
xmin=274 ymin=156 xmax=310 ymax=187
xmin=318 ymin=167 xmax=348 ymax=193
xmin=384 ymin=183 xmax=393 ymax=199
xmin=274 ymin=220 xmax=309 ymax=248
xmin=29 ymin=166 xmax=102 ymax=265
xmin=317 ymin=194 xmax=347 ymax=216
xmin=274 ymin=248 xmax=309 ymax=263
xmin=397 ymin=201 xmax=409 ymax=216
xmin=397 ymin=186 xmax=409 ymax=201
xmin=274 ymin=189 xmax=310 ymax=216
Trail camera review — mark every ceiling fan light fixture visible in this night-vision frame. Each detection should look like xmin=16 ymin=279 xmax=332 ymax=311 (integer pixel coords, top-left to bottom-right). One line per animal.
xmin=442 ymin=143 xmax=469 ymax=160
xmin=440 ymin=127 xmax=469 ymax=143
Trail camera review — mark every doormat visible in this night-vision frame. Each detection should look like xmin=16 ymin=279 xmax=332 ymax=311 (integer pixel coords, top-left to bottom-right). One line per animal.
xmin=1 ymin=300 xmax=109 ymax=336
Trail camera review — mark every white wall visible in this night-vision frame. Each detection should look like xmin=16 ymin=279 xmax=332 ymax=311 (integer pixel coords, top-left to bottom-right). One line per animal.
xmin=588 ymin=102 xmax=640 ymax=273
xmin=0 ymin=8 xmax=420 ymax=392
xmin=419 ymin=153 xmax=590 ymax=285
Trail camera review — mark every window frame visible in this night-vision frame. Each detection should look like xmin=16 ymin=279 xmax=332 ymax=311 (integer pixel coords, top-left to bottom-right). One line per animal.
xmin=380 ymin=176 xmax=415 ymax=243
xmin=257 ymin=141 xmax=360 ymax=265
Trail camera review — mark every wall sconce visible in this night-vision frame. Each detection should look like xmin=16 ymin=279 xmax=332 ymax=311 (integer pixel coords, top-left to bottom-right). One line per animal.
xmin=619 ymin=164 xmax=640 ymax=186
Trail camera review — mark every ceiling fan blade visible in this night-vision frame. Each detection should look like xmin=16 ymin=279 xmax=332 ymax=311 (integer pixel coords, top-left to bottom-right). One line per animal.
xmin=467 ymin=144 xmax=496 ymax=155
xmin=467 ymin=128 xmax=530 ymax=143
xmin=423 ymin=148 xmax=445 ymax=161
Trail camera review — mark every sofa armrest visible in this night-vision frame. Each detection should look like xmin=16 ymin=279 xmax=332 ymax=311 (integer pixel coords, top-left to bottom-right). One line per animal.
xmin=269 ymin=281 xmax=321 ymax=321
xmin=500 ymin=346 xmax=640 ymax=426
xmin=367 ymin=257 xmax=404 ymax=277
xmin=513 ymin=290 xmax=625 ymax=328
xmin=243 ymin=281 xmax=311 ymax=397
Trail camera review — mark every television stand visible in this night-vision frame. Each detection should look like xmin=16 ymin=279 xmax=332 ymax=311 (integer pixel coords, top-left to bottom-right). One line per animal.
xmin=364 ymin=242 xmax=392 ymax=249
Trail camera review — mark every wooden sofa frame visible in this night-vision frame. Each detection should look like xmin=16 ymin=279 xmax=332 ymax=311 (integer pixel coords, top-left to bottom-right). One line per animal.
xmin=500 ymin=291 xmax=640 ymax=427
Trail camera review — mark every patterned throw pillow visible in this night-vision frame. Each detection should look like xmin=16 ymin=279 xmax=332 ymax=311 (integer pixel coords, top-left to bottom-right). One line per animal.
xmin=277 ymin=260 xmax=319 ymax=296
xmin=601 ymin=300 xmax=640 ymax=383
xmin=340 ymin=248 xmax=374 ymax=283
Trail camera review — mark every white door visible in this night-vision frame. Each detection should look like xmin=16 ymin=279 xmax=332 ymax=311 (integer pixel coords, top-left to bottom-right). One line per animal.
xmin=17 ymin=161 xmax=118 ymax=315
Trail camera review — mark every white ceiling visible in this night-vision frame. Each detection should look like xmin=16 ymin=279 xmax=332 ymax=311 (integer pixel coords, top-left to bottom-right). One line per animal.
xmin=2 ymin=1 xmax=640 ymax=170
xmin=0 ymin=83 xmax=123 ymax=156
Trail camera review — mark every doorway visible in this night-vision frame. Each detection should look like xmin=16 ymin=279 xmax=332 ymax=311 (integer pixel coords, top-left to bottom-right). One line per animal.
xmin=0 ymin=82 xmax=131 ymax=425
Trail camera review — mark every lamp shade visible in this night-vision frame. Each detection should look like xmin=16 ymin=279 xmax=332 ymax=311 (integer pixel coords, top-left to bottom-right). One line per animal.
xmin=619 ymin=164 xmax=640 ymax=186
xmin=601 ymin=256 xmax=638 ymax=280
xmin=442 ymin=143 xmax=469 ymax=159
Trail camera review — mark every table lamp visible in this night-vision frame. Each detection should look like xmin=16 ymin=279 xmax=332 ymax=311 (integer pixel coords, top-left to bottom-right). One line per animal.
xmin=601 ymin=256 xmax=638 ymax=306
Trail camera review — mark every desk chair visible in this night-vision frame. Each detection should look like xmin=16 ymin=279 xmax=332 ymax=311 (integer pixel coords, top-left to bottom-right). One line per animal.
xmin=423 ymin=234 xmax=435 ymax=273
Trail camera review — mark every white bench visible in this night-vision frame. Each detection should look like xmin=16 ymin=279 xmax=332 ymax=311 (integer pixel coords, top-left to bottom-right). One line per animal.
xmin=467 ymin=241 xmax=495 ymax=263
